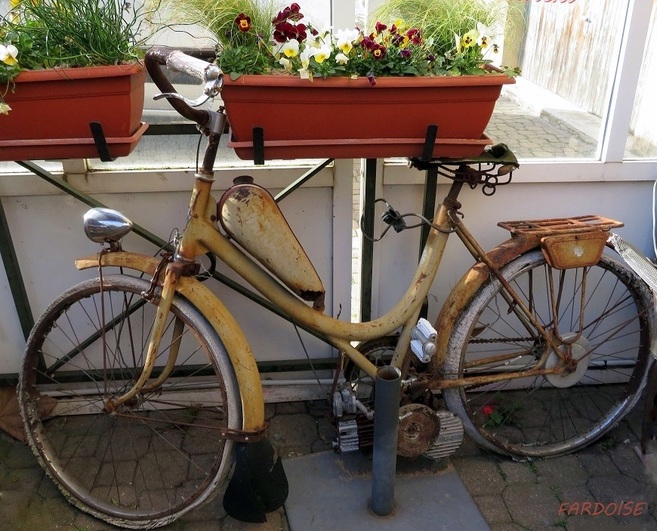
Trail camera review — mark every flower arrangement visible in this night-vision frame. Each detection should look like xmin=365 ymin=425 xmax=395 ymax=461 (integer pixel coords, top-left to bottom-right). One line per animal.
xmin=1 ymin=0 xmax=161 ymax=114
xmin=181 ymin=0 xmax=517 ymax=83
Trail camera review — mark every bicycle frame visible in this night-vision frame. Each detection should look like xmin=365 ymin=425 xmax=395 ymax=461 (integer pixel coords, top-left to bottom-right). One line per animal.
xmin=75 ymin=156 xmax=572 ymax=436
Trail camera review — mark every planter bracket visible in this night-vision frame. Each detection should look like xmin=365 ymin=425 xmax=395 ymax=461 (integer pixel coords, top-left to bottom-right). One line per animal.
xmin=89 ymin=122 xmax=115 ymax=162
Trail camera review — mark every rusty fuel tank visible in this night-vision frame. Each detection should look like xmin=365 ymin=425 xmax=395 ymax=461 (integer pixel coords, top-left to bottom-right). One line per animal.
xmin=218 ymin=176 xmax=325 ymax=311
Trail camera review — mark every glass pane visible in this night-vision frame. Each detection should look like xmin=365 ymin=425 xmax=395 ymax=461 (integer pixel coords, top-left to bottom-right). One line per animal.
xmin=624 ymin=0 xmax=657 ymax=159
xmin=87 ymin=1 xmax=332 ymax=171
xmin=364 ymin=0 xmax=631 ymax=161
xmin=487 ymin=0 xmax=630 ymax=160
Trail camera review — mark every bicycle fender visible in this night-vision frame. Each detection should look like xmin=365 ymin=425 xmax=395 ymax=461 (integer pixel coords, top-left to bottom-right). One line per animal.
xmin=75 ymin=251 xmax=265 ymax=432
xmin=432 ymin=235 xmax=542 ymax=371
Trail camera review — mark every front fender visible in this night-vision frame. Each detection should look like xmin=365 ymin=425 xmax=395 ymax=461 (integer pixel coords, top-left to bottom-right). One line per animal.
xmin=76 ymin=251 xmax=265 ymax=432
xmin=432 ymin=234 xmax=542 ymax=371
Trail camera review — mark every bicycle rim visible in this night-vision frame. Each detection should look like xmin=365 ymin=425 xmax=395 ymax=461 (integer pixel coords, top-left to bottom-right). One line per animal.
xmin=19 ymin=275 xmax=240 ymax=528
xmin=442 ymin=250 xmax=653 ymax=458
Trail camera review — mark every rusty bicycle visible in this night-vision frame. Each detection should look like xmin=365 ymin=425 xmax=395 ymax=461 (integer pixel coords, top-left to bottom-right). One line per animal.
xmin=17 ymin=48 xmax=655 ymax=528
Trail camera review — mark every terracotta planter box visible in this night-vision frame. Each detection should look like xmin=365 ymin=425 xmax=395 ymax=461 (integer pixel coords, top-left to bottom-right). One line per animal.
xmin=1 ymin=63 xmax=147 ymax=161
xmin=221 ymin=73 xmax=515 ymax=160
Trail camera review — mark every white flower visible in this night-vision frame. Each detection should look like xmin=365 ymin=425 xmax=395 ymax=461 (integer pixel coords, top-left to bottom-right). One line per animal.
xmin=476 ymin=23 xmax=492 ymax=49
xmin=0 ymin=102 xmax=11 ymax=115
xmin=0 ymin=44 xmax=19 ymax=66
xmin=312 ymin=44 xmax=332 ymax=64
xmin=335 ymin=53 xmax=349 ymax=65
xmin=334 ymin=29 xmax=359 ymax=54
xmin=278 ymin=57 xmax=292 ymax=71
xmin=280 ymin=39 xmax=300 ymax=58
xmin=300 ymin=47 xmax=314 ymax=70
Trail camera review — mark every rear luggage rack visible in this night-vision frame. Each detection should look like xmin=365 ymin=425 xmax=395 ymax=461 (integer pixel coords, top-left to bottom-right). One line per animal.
xmin=498 ymin=215 xmax=624 ymax=237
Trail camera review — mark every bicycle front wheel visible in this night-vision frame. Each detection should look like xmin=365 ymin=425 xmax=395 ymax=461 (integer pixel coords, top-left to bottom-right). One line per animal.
xmin=19 ymin=275 xmax=241 ymax=528
xmin=442 ymin=250 xmax=653 ymax=458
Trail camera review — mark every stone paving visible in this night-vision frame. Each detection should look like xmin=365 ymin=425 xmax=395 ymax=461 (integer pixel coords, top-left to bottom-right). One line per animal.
xmin=485 ymin=96 xmax=599 ymax=160
xmin=2 ymin=396 xmax=656 ymax=530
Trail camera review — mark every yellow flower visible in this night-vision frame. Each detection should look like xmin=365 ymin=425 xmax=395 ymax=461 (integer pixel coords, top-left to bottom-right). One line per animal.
xmin=462 ymin=30 xmax=479 ymax=49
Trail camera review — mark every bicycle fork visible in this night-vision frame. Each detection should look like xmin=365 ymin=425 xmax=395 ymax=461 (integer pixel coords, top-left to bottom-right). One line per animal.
xmin=103 ymin=261 xmax=182 ymax=413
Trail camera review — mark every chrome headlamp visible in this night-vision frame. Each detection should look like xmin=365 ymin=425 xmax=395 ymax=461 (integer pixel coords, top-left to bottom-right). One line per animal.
xmin=83 ymin=208 xmax=133 ymax=244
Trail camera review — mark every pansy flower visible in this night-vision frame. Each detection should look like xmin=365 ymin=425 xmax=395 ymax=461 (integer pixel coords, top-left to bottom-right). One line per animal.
xmin=0 ymin=44 xmax=19 ymax=66
xmin=234 ymin=13 xmax=251 ymax=33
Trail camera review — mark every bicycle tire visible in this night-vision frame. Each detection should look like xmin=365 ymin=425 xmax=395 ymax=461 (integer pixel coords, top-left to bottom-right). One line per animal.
xmin=18 ymin=275 xmax=241 ymax=528
xmin=442 ymin=250 xmax=653 ymax=458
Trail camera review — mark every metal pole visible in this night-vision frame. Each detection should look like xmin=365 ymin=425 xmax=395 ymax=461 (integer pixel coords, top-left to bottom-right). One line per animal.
xmin=370 ymin=365 xmax=401 ymax=516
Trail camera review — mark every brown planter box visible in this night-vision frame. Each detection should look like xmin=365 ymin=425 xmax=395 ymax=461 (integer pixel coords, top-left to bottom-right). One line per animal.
xmin=221 ymin=73 xmax=515 ymax=160
xmin=1 ymin=63 xmax=146 ymax=160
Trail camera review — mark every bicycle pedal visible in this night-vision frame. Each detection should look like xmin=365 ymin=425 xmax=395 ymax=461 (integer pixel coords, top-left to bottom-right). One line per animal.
xmin=422 ymin=411 xmax=464 ymax=460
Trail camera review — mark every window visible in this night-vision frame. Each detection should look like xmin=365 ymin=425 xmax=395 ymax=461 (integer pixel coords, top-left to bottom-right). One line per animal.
xmin=624 ymin=0 xmax=657 ymax=159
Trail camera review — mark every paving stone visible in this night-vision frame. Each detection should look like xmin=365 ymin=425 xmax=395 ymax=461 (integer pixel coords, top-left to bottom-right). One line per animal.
xmin=0 ymin=466 xmax=42 ymax=492
xmin=587 ymin=474 xmax=647 ymax=504
xmin=490 ymin=524 xmax=528 ymax=531
xmin=607 ymin=445 xmax=646 ymax=481
xmin=17 ymin=496 xmax=80 ymax=529
xmin=577 ymin=451 xmax=619 ymax=477
xmin=311 ymin=416 xmax=335 ymax=452
xmin=306 ymin=400 xmax=331 ymax=418
xmin=177 ymin=493 xmax=227 ymax=523
xmin=451 ymin=455 xmax=507 ymax=496
xmin=275 ymin=402 xmax=307 ymax=415
xmin=0 ymin=489 xmax=31 ymax=524
xmin=535 ymin=455 xmax=589 ymax=487
xmin=452 ymin=435 xmax=482 ymax=458
xmin=36 ymin=474 xmax=61 ymax=499
xmin=0 ymin=432 xmax=14 ymax=460
xmin=268 ymin=413 xmax=319 ymax=457
xmin=502 ymin=482 xmax=563 ymax=529
xmin=264 ymin=403 xmax=277 ymax=421
xmin=220 ymin=508 xmax=285 ymax=530
xmin=556 ymin=484 xmax=596 ymax=506
xmin=498 ymin=460 xmax=538 ymax=484
xmin=473 ymin=494 xmax=514 ymax=525
xmin=73 ymin=511 xmax=117 ymax=530
xmin=6 ymin=443 xmax=39 ymax=470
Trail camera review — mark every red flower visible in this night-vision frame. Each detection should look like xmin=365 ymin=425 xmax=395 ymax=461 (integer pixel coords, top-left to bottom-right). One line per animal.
xmin=406 ymin=28 xmax=422 ymax=45
xmin=371 ymin=43 xmax=386 ymax=59
xmin=375 ymin=21 xmax=387 ymax=34
xmin=482 ymin=405 xmax=495 ymax=416
xmin=273 ymin=3 xmax=304 ymax=24
xmin=235 ymin=13 xmax=251 ymax=33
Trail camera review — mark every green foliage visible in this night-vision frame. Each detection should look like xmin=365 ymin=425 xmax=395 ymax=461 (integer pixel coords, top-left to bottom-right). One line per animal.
xmin=171 ymin=1 xmax=517 ymax=80
xmin=1 ymin=0 xmax=161 ymax=80
xmin=371 ymin=0 xmax=506 ymax=53
xmin=1 ymin=0 xmax=164 ymax=112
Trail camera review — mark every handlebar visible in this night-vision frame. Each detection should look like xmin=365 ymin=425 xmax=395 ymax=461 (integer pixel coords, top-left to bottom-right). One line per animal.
xmin=145 ymin=47 xmax=224 ymax=128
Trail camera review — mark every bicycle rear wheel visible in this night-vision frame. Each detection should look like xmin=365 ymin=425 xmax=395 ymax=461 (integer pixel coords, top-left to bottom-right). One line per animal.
xmin=442 ymin=250 xmax=653 ymax=458
xmin=19 ymin=275 xmax=241 ymax=528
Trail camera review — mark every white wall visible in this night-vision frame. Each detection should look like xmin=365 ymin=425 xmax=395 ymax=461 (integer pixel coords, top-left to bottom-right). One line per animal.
xmin=370 ymin=172 xmax=656 ymax=322
xmin=0 ymin=163 xmax=351 ymax=376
